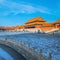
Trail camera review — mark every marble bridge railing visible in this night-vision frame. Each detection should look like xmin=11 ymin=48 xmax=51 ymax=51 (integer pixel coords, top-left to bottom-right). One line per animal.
xmin=0 ymin=39 xmax=52 ymax=60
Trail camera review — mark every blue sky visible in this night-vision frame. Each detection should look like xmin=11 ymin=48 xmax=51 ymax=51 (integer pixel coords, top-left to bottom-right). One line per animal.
xmin=0 ymin=0 xmax=60 ymax=26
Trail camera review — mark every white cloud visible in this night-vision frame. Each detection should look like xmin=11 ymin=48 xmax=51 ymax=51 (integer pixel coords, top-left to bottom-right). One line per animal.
xmin=0 ymin=0 xmax=52 ymax=16
xmin=34 ymin=6 xmax=51 ymax=14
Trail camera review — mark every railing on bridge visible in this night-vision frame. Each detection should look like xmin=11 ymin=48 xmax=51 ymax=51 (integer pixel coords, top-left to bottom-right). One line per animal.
xmin=0 ymin=38 xmax=52 ymax=60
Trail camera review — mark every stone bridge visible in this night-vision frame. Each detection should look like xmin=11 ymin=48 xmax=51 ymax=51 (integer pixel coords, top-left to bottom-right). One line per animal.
xmin=0 ymin=39 xmax=52 ymax=60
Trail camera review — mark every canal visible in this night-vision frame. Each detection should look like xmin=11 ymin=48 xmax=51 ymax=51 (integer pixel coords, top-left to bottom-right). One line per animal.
xmin=0 ymin=44 xmax=26 ymax=60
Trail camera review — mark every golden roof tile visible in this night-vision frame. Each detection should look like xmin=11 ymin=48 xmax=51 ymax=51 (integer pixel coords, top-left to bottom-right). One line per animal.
xmin=25 ymin=17 xmax=46 ymax=24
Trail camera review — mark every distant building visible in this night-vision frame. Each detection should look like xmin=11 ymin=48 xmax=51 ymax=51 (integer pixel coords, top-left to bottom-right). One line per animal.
xmin=52 ymin=19 xmax=60 ymax=30
xmin=23 ymin=17 xmax=59 ymax=33
xmin=0 ymin=17 xmax=60 ymax=33
xmin=24 ymin=17 xmax=46 ymax=29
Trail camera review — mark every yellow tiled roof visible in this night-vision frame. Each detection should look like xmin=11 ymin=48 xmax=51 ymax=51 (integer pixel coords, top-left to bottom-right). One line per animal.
xmin=57 ymin=19 xmax=60 ymax=23
xmin=25 ymin=17 xmax=46 ymax=24
xmin=42 ymin=23 xmax=53 ymax=27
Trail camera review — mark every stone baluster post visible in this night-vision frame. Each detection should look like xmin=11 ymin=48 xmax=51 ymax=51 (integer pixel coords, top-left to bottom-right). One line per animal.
xmin=24 ymin=42 xmax=26 ymax=47
xmin=47 ymin=52 xmax=52 ymax=60
xmin=5 ymin=38 xmax=7 ymax=40
xmin=20 ymin=41 xmax=22 ymax=45
xmin=28 ymin=43 xmax=30 ymax=48
xmin=39 ymin=49 xmax=44 ymax=60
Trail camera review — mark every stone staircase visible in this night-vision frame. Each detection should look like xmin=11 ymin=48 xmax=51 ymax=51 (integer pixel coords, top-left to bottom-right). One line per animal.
xmin=45 ymin=28 xmax=59 ymax=33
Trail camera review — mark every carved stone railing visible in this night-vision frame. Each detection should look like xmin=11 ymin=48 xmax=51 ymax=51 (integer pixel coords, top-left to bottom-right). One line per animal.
xmin=0 ymin=39 xmax=52 ymax=60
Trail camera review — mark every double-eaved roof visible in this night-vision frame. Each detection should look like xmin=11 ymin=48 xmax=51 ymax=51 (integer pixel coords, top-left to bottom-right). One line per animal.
xmin=25 ymin=17 xmax=46 ymax=24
